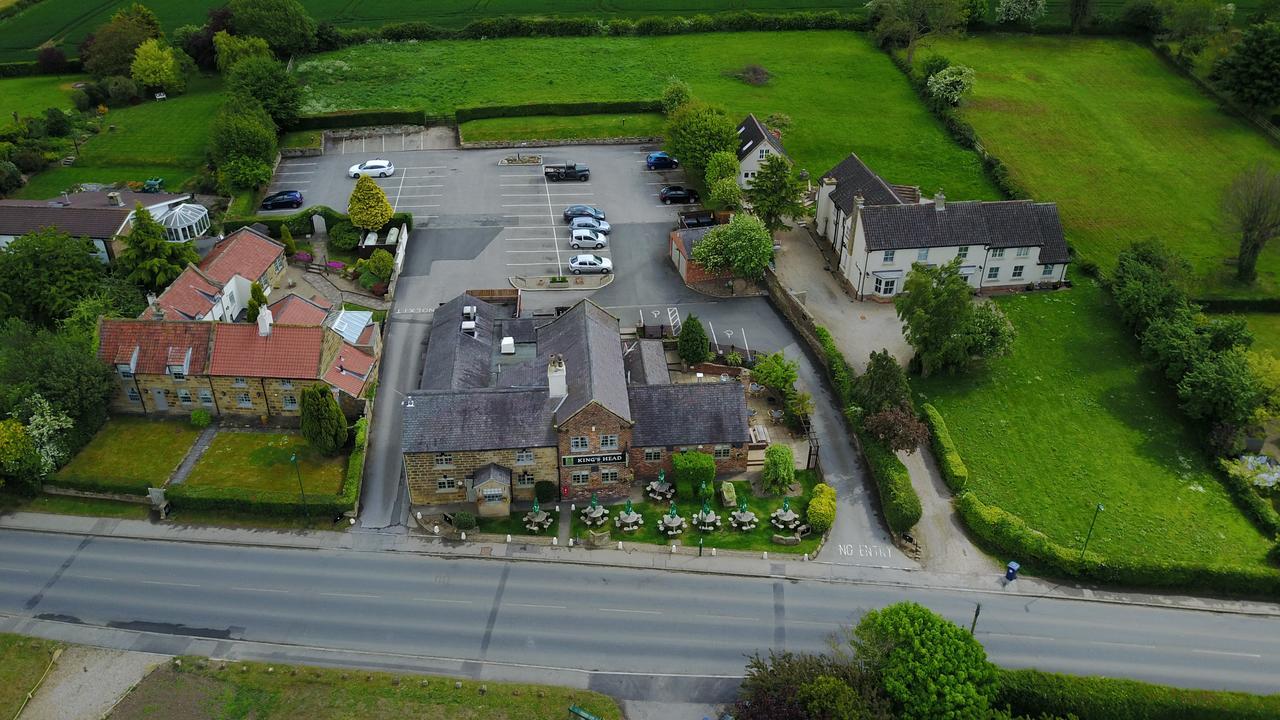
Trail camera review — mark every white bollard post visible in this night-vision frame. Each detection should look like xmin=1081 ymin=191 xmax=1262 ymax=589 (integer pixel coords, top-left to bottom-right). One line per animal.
xmin=763 ymin=551 xmax=768 ymax=560
xmin=415 ymin=511 xmax=422 ymax=520
xmin=552 ymin=537 xmax=558 ymax=546
xmin=569 ymin=538 xmax=574 ymax=547
xmin=711 ymin=547 xmax=717 ymax=557
xmin=433 ymin=525 xmax=440 ymax=535
xmin=803 ymin=553 xmax=809 ymax=561
xmin=506 ymin=534 xmax=512 ymax=543
xmin=671 ymin=544 xmax=677 ymax=553
xmin=571 ymin=503 xmax=576 ymax=511
xmin=618 ymin=541 xmax=623 ymax=550
xmin=460 ymin=531 xmax=466 ymax=541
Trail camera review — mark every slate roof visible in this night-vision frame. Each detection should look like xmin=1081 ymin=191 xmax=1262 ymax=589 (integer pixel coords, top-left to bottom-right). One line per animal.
xmin=420 ymin=293 xmax=505 ymax=390
xmin=267 ymin=294 xmax=330 ymax=326
xmin=673 ymin=226 xmax=713 ymax=259
xmin=536 ymin=300 xmax=630 ymax=425
xmin=0 ymin=205 xmax=129 ymax=239
xmin=208 ymin=323 xmax=323 ymax=379
xmin=200 ymin=226 xmax=283 ymax=284
xmin=821 ymin=153 xmax=906 ymax=213
xmin=859 ymin=200 xmax=1070 ymax=264
xmin=628 ymin=383 xmax=750 ymax=447
xmin=735 ymin=114 xmax=788 ymax=162
xmin=97 ymin=319 xmax=212 ymax=375
xmin=624 ymin=339 xmax=670 ymax=386
xmin=402 ymin=389 xmax=559 ymax=452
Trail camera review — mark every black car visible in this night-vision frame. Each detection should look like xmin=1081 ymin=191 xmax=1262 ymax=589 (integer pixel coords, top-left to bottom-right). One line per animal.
xmin=261 ymin=190 xmax=304 ymax=210
xmin=563 ymin=204 xmax=606 ymax=222
xmin=659 ymin=185 xmax=700 ymax=205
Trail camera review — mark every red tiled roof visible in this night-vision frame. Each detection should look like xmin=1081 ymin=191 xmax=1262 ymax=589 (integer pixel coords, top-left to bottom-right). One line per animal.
xmin=200 ymin=227 xmax=283 ymax=284
xmin=97 ymin=319 xmax=213 ymax=375
xmin=356 ymin=324 xmax=375 ymax=346
xmin=209 ymin=323 xmax=323 ymax=379
xmin=323 ymin=343 xmax=375 ymax=397
xmin=142 ymin=266 xmax=221 ymax=320
xmin=267 ymin=293 xmax=329 ymax=326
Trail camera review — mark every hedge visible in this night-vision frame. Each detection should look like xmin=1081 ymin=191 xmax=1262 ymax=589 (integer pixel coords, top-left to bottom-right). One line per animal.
xmin=1196 ymin=298 xmax=1280 ymax=314
xmin=1218 ymin=459 xmax=1280 ymax=538
xmin=807 ymin=482 xmax=837 ymax=533
xmin=534 ymin=480 xmax=557 ymax=503
xmin=814 ymin=326 xmax=856 ymax=407
xmin=223 ymin=204 xmax=412 ymax=238
xmin=921 ymin=403 xmax=968 ymax=493
xmin=995 ymin=668 xmax=1280 ymax=720
xmin=287 ymin=109 xmax=447 ymax=131
xmin=455 ymin=100 xmax=662 ymax=123
xmin=956 ymin=491 xmax=1280 ymax=596
xmin=0 ymin=58 xmax=84 ymax=78
xmin=856 ymin=428 xmax=921 ymax=534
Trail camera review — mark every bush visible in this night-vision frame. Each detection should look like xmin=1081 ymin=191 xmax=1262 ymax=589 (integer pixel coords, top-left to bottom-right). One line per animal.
xmin=677 ymin=313 xmax=711 ymax=365
xmin=762 ymin=444 xmax=796 ymax=494
xmin=43 ymin=107 xmax=71 ymax=137
xmin=452 ymin=510 xmax=477 ymax=531
xmin=672 ymin=451 xmax=716 ymax=495
xmin=189 ymin=408 xmax=212 ymax=429
xmin=534 ymin=480 xmax=557 ymax=503
xmin=35 ymin=44 xmax=69 ymax=74
xmin=70 ymin=89 xmax=92 ymax=112
xmin=807 ymin=483 xmax=837 ymax=533
xmin=0 ymin=161 xmax=21 ymax=195
xmin=995 ymin=667 xmax=1280 ymax=719
xmin=48 ymin=474 xmax=152 ymax=496
xmin=102 ymin=75 xmax=139 ymax=106
xmin=920 ymin=54 xmax=951 ymax=79
xmin=927 ymin=65 xmax=976 ymax=106
xmin=814 ymin=326 xmax=856 ymax=406
xmin=328 ymin=220 xmax=361 ymax=251
xmin=661 ymin=76 xmax=692 ymax=114
xmin=1118 ymin=0 xmax=1164 ymax=34
xmin=858 ymin=429 xmax=921 ymax=534
xmin=209 ymin=98 xmax=277 ymax=166
xmin=922 ymin=403 xmax=968 ymax=492
xmin=752 ymin=351 xmax=799 ymax=393
xmin=217 ymin=155 xmax=272 ymax=192
xmin=10 ymin=147 xmax=45 ymax=174
xmin=167 ymin=482 xmax=353 ymax=517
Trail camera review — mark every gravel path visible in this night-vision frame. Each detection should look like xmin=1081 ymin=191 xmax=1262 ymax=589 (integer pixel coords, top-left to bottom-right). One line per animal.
xmin=20 ymin=646 xmax=165 ymax=720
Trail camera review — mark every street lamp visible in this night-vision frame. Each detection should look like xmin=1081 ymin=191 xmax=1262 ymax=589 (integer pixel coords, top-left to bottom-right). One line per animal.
xmin=1079 ymin=503 xmax=1104 ymax=561
xmin=290 ymin=452 xmax=311 ymax=526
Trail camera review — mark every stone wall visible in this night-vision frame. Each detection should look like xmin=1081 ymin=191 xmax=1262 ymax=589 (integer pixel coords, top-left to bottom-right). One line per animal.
xmin=763 ymin=267 xmax=829 ymax=374
xmin=405 ymin=446 xmax=559 ymax=506
xmin=115 ymin=372 xmax=217 ymax=417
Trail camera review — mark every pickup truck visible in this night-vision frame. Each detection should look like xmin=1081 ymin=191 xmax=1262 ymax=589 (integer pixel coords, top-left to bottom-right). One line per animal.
xmin=544 ymin=163 xmax=590 ymax=182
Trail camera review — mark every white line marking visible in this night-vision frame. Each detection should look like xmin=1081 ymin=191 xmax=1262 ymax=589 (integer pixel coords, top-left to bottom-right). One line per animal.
xmin=1086 ymin=640 xmax=1156 ymax=650
xmin=319 ymin=592 xmax=380 ymax=599
xmin=391 ymin=163 xmax=408 ymax=211
xmin=505 ymin=225 xmax=556 ymax=229
xmin=233 ymin=586 xmax=290 ymax=594
xmin=501 ymin=173 xmax=542 ymax=177
xmin=741 ymin=327 xmax=750 ymax=357
xmin=695 ymin=614 xmax=757 ymax=622
xmin=0 ymin=566 xmax=30 ymax=573
xmin=284 ymin=162 xmax=318 ymax=166
xmin=508 ymin=602 xmax=568 ymax=610
xmin=74 ymin=575 xmax=114 ymax=582
xmin=542 ymin=171 xmax=562 ymax=271
xmin=506 ymin=262 xmax=561 ymax=267
xmin=397 ymin=193 xmax=442 ymax=198
xmin=982 ymin=632 xmax=1056 ymax=642
xmin=1191 ymin=648 xmax=1262 ymax=658
xmin=506 ymin=249 xmax=560 ymax=254
xmin=420 ymin=598 xmax=473 ymax=605
xmin=708 ymin=320 xmax=720 ymax=352
xmin=598 ymin=608 xmax=662 ymax=615
xmin=141 ymin=580 xmax=200 ymax=588
xmin=788 ymin=619 xmax=834 ymax=627
xmin=502 ymin=203 xmax=551 ymax=207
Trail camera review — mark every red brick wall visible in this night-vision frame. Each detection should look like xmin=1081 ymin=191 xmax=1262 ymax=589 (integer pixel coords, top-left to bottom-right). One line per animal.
xmin=670 ymin=234 xmax=735 ymax=284
xmin=628 ymin=445 xmax=748 ymax=480
xmin=556 ymin=402 xmax=633 ymax=502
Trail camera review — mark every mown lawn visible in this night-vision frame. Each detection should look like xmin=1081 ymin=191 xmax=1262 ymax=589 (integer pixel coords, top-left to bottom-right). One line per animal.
xmin=927 ymin=34 xmax=1280 ymax=298
xmin=915 ymin=281 xmax=1277 ymax=571
xmin=0 ymin=74 xmax=85 ymax=124
xmin=475 ymin=508 xmax=559 ymax=537
xmin=56 ymin=417 xmax=200 ymax=488
xmin=459 ymin=113 xmax=666 ymax=143
xmin=185 ymin=431 xmax=346 ymax=495
xmin=0 ymin=634 xmax=61 ymax=719
xmin=296 ymin=31 xmax=999 ymax=199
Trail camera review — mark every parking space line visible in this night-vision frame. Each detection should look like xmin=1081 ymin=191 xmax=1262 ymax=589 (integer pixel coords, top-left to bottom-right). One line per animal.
xmin=708 ymin=320 xmax=721 ymax=352
xmin=404 ymin=165 xmax=447 ymax=169
xmin=398 ymin=193 xmax=441 ymax=197
xmin=390 ymin=163 xmax=407 ymax=211
xmin=284 ymin=161 xmax=318 ymax=166
xmin=506 ymin=262 xmax=559 ymax=267
xmin=502 ymin=203 xmax=552 ymax=207
xmin=397 ymin=204 xmax=440 ymax=208
xmin=541 ymin=171 xmax=562 ymax=271
xmin=506 ymin=225 xmax=556 ymax=229
xmin=399 ymin=183 xmax=444 ymax=188
xmin=500 ymin=173 xmax=541 ymax=177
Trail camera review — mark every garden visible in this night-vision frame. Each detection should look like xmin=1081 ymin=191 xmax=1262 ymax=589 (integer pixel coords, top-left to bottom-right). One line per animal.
xmin=53 ymin=416 xmax=200 ymax=493
xmin=182 ymin=430 xmax=346 ymax=494
xmin=0 ymin=634 xmax=61 ymax=719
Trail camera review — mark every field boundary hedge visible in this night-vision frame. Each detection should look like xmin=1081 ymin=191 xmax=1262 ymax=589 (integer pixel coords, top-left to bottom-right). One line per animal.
xmin=288 ymin=109 xmax=448 ymax=131
xmin=995 ymin=668 xmax=1280 ymax=719
xmin=921 ymin=403 xmax=968 ymax=492
xmin=857 ymin=427 xmax=923 ymax=534
xmin=0 ymin=58 xmax=83 ymax=77
xmin=455 ymin=100 xmax=661 ymax=123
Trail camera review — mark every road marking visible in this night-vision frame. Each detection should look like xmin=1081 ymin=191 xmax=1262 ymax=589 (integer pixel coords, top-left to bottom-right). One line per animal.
xmin=982 ymin=632 xmax=1056 ymax=642
xmin=0 ymin=566 xmax=31 ymax=573
xmin=506 ymin=249 xmax=559 ymax=254
xmin=319 ymin=591 xmax=380 ymax=599
xmin=787 ymin=619 xmax=834 ymax=627
xmin=1086 ymin=639 xmax=1156 ymax=650
xmin=500 ymin=173 xmax=541 ymax=177
xmin=504 ymin=237 xmax=558 ymax=241
xmin=272 ymin=180 xmax=311 ymax=185
xmin=741 ymin=327 xmax=751 ymax=358
xmin=505 ymin=225 xmax=557 ymax=229
xmin=284 ymin=161 xmax=318 ymax=166
xmin=500 ymin=182 xmax=537 ymax=186
xmin=507 ymin=602 xmax=567 ymax=610
xmin=695 ymin=613 xmax=757 ymax=622
xmin=403 ymin=165 xmax=447 ymax=169
xmin=142 ymin=580 xmax=200 ymax=588
xmin=541 ymin=171 xmax=562 ymax=271
xmin=1191 ymin=648 xmax=1262 ymax=658
xmin=506 ymin=262 xmax=560 ymax=267
xmin=598 ymin=608 xmax=662 ymax=615
xmin=707 ymin=320 xmax=720 ymax=352
xmin=390 ymin=165 xmax=408 ymax=211
xmin=502 ymin=203 xmax=551 ymax=207
xmin=233 ymin=586 xmax=290 ymax=594
xmin=420 ymin=598 xmax=472 ymax=605
xmin=397 ymin=193 xmax=442 ymax=198
xmin=276 ymin=171 xmax=314 ymax=176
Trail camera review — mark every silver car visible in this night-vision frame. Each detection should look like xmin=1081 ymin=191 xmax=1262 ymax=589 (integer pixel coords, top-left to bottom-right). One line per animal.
xmin=348 ymin=159 xmax=395 ymax=178
xmin=569 ymin=216 xmax=611 ymax=234
xmin=570 ymin=228 xmax=607 ymax=250
xmin=568 ymin=254 xmax=613 ymax=274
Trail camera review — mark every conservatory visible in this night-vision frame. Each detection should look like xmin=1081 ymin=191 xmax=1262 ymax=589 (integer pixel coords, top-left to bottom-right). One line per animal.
xmin=158 ymin=203 xmax=211 ymax=242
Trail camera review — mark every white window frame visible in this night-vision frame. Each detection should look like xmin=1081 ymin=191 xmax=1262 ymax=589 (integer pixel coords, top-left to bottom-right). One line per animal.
xmin=916 ymin=248 xmax=929 ymax=262
xmin=437 ymin=477 xmax=457 ymax=492
xmin=170 ymin=367 xmax=185 ymax=381
xmin=600 ymin=468 xmax=619 ymax=483
xmin=117 ymin=365 xmax=134 ymax=379
xmin=600 ymin=434 xmax=619 ymax=451
xmin=1016 ymin=246 xmax=1030 ymax=257
xmin=280 ymin=379 xmax=293 ymax=390
xmin=758 ymin=147 xmax=770 ymax=160
xmin=570 ymin=436 xmax=590 ymax=452
xmin=1012 ymin=265 xmax=1024 ymax=279
xmin=991 ymin=248 xmax=1006 ymax=259
xmin=643 ymin=448 xmax=662 ymax=462
xmin=957 ymin=245 xmax=969 ymax=260
xmin=713 ymin=445 xmax=731 ymax=460
xmin=199 ymin=389 xmax=213 ymax=406
xmin=274 ymin=256 xmax=285 ymax=273
xmin=482 ymin=488 xmax=505 ymax=502
xmin=233 ymin=377 xmax=247 ymax=387
xmin=874 ymin=277 xmax=897 ymax=295
xmin=236 ymin=392 xmax=253 ymax=408
xmin=515 ymin=448 xmax=535 ymax=465
xmin=282 ymin=394 xmax=298 ymax=411
xmin=517 ymin=472 xmax=535 ymax=487
xmin=177 ymin=389 xmax=192 ymax=405
xmin=571 ymin=471 xmax=590 ymax=486
xmin=987 ymin=266 xmax=1000 ymax=281
xmin=1042 ymin=264 xmax=1055 ymax=276
xmin=435 ymin=453 xmax=453 ymax=467
xmin=882 ymin=250 xmax=895 ymax=264
xmin=127 ymin=388 xmax=141 ymax=403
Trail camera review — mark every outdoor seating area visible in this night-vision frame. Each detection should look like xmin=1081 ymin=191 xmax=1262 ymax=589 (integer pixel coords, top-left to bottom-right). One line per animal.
xmin=523 ymin=499 xmax=554 ymax=533
xmin=645 ymin=470 xmax=675 ymax=502
xmin=729 ymin=501 xmax=758 ymax=531
xmin=693 ymin=501 xmax=721 ymax=532
xmin=580 ymin=494 xmax=610 ymax=528
xmin=771 ymin=497 xmax=801 ymax=532
xmin=613 ymin=499 xmax=644 ymax=532
xmin=660 ymin=503 xmax=687 ymax=537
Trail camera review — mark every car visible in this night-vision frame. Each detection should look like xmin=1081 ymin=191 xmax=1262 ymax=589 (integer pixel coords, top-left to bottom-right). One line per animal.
xmin=568 ymin=254 xmax=612 ymax=274
xmin=569 ymin=228 xmax=607 ymax=250
xmin=260 ymin=190 xmax=303 ymax=210
xmin=348 ymin=159 xmax=395 ymax=178
xmin=563 ymin=204 xmax=606 ymax=222
xmin=569 ymin=216 xmax=611 ymax=234
xmin=659 ymin=185 xmax=700 ymax=205
xmin=646 ymin=151 xmax=679 ymax=170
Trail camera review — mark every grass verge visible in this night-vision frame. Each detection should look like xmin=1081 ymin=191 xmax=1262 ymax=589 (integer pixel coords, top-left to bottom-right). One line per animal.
xmin=281 ymin=129 xmax=323 ymax=149
xmin=0 ymin=634 xmax=60 ymax=719
xmin=475 ymin=509 xmax=559 ymax=537
xmin=459 ymin=113 xmax=665 ymax=143
xmin=55 ymin=417 xmax=200 ymax=493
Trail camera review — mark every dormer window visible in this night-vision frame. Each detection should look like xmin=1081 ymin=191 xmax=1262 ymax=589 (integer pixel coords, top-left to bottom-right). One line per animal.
xmin=169 ymin=366 xmax=185 ymax=381
xmin=117 ymin=364 xmax=134 ymax=379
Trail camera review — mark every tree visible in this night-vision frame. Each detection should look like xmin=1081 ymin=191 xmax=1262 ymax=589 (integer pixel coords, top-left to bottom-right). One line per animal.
xmin=1111 ymin=240 xmax=1191 ymax=333
xmin=213 ymin=30 xmax=272 ymax=73
xmin=752 ymin=351 xmax=799 ymax=392
xmin=0 ymin=229 xmax=104 ymax=327
xmin=660 ymin=76 xmax=692 ymax=114
xmin=245 ymin=281 xmax=267 ymax=322
xmin=347 ymin=175 xmax=394 ymax=231
xmin=746 ymin=154 xmax=806 ymax=234
xmin=0 ymin=419 xmax=40 ymax=493
xmin=762 ymin=444 xmax=796 ymax=494
xmin=704 ymin=150 xmax=739 ymax=186
xmin=116 ymin=205 xmax=199 ymax=292
xmin=1162 ymin=0 xmax=1234 ymax=61
xmin=35 ymin=44 xmax=69 ymax=74
xmin=216 ymin=155 xmax=272 ymax=193
xmin=1178 ymin=347 xmax=1265 ymax=428
xmin=230 ymin=0 xmax=317 ymax=57
xmin=280 ymin=225 xmax=298 ymax=256
xmin=226 ymin=55 xmax=301 ymax=126
xmin=845 ymin=602 xmax=996 ymax=720
xmin=1070 ymin=0 xmax=1097 ymax=31
xmin=967 ymin=301 xmax=1016 ymax=361
xmin=1212 ymin=22 xmax=1280 ymax=109
xmin=83 ymin=11 xmax=155 ymax=79
xmin=796 ymin=676 xmax=864 ymax=720
xmin=690 ymin=213 xmax=774 ymax=279
xmin=43 ymin=107 xmax=71 ymax=137
xmin=731 ymin=650 xmax=893 ymax=720
xmin=14 ymin=394 xmax=73 ymax=475
xmin=1223 ymin=162 xmax=1280 ymax=284
xmin=926 ymin=64 xmax=976 ymax=105
xmin=0 ymin=319 xmax=115 ymax=439
xmin=709 ymin=176 xmax=743 ymax=210
xmin=995 ymin=0 xmax=1047 ymax=25
xmin=863 ymin=403 xmax=930 ymax=453
xmin=112 ymin=2 xmax=162 ymax=39
xmin=367 ymin=248 xmax=394 ymax=281
xmin=209 ymin=98 xmax=277 ymax=165
xmin=665 ymin=101 xmax=738 ymax=181
xmin=854 ymin=350 xmax=914 ymax=415
xmin=868 ymin=0 xmax=967 ymax=65
xmin=60 ymin=278 xmax=146 ymax=340
xmin=300 ymin=384 xmax=347 ymax=454
xmin=130 ymin=38 xmax=185 ymax=94
xmin=181 ymin=7 xmax=234 ymax=71
xmin=0 ymin=161 xmax=21 ymax=196
xmin=895 ymin=260 xmax=1011 ymax=376
xmin=677 ymin=313 xmax=711 ymax=365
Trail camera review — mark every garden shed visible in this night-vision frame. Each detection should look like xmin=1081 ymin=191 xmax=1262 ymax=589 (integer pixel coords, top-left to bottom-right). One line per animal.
xmin=159 ymin=203 xmax=211 ymax=242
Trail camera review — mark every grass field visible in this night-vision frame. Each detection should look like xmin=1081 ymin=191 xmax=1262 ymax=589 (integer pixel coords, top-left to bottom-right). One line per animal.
xmin=459 ymin=113 xmax=666 ymax=143
xmin=185 ymin=431 xmax=347 ymax=495
xmin=297 ymin=31 xmax=997 ymax=199
xmin=0 ymin=73 xmax=84 ymax=122
xmin=915 ymin=281 xmax=1277 ymax=571
xmin=56 ymin=417 xmax=199 ymax=488
xmin=927 ymin=34 xmax=1280 ymax=298
xmin=1220 ymin=312 xmax=1280 ymax=356
xmin=0 ymin=634 xmax=60 ymax=719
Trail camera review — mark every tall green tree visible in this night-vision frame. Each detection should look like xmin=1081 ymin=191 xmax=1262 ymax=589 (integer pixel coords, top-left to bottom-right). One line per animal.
xmin=0 ymin=419 xmax=40 ymax=493
xmin=348 ymin=175 xmax=394 ymax=231
xmin=229 ymin=0 xmax=317 ymax=57
xmin=1223 ymin=162 xmax=1280 ymax=284
xmin=751 ymin=351 xmax=798 ymax=392
xmin=1212 ymin=21 xmax=1280 ymax=109
xmin=246 ymin=281 xmax=268 ymax=322
xmin=704 ymin=150 xmax=739 ymax=186
xmin=690 ymin=212 xmax=774 ymax=279
xmin=213 ymin=30 xmax=271 ymax=73
xmin=130 ymin=38 xmax=185 ymax=93
xmin=660 ymin=76 xmax=692 ymax=115
xmin=746 ymin=154 xmax=806 ymax=234
xmin=868 ymin=0 xmax=968 ymax=65
xmin=226 ymin=55 xmax=300 ymax=126
xmin=1178 ymin=347 xmax=1266 ymax=428
xmin=665 ymin=101 xmax=737 ymax=182
xmin=0 ymin=229 xmax=105 ymax=327
xmin=300 ymin=383 xmax=347 ymax=454
xmin=1069 ymin=0 xmax=1097 ymax=30
xmin=112 ymin=2 xmax=162 ymax=39
xmin=854 ymin=349 xmax=913 ymax=414
xmin=84 ymin=6 xmax=158 ymax=79
xmin=895 ymin=260 xmax=1015 ymax=376
xmin=676 ymin=313 xmax=711 ymax=365
xmin=0 ymin=319 xmax=115 ymax=441
xmin=116 ymin=205 xmax=199 ymax=293
xmin=209 ymin=98 xmax=277 ymax=165
xmin=761 ymin=444 xmax=796 ymax=494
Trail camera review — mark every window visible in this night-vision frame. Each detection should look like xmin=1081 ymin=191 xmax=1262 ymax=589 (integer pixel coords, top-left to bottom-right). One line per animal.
xmin=233 ymin=377 xmax=247 ymax=387
xmin=1016 ymin=247 xmax=1030 ymax=257
xmin=274 ymin=256 xmax=285 ymax=273
xmin=1012 ymin=265 xmax=1024 ymax=279
xmin=572 ymin=471 xmax=590 ymax=485
xmin=227 ymin=290 xmax=235 ymax=306
xmin=199 ymin=389 xmax=213 ymax=406
xmin=435 ymin=453 xmax=453 ymax=467
xmin=517 ymin=472 xmax=535 ymax=486
xmin=177 ymin=389 xmax=192 ymax=405
xmin=957 ymin=245 xmax=969 ymax=260
xmin=916 ymin=248 xmax=929 ymax=262
xmin=987 ymin=266 xmax=1000 ymax=281
xmin=882 ymin=250 xmax=895 ymax=264
xmin=117 ymin=364 xmax=133 ymax=379
xmin=170 ymin=367 xmax=185 ymax=381
xmin=482 ymin=488 xmax=505 ymax=502
xmin=758 ymin=147 xmax=770 ymax=160
xmin=282 ymin=394 xmax=298 ymax=410
xmin=873 ymin=277 xmax=897 ymax=295
xmin=643 ymin=448 xmax=662 ymax=462
xmin=600 ymin=434 xmax=619 ymax=451
xmin=713 ymin=445 xmax=731 ymax=459
xmin=236 ymin=392 xmax=252 ymax=408
xmin=437 ymin=477 xmax=457 ymax=492
xmin=570 ymin=436 xmax=589 ymax=452
xmin=990 ymin=248 xmax=1005 ymax=259
xmin=515 ymin=449 xmax=534 ymax=465
xmin=280 ymin=380 xmax=293 ymax=390
xmin=1042 ymin=264 xmax=1055 ymax=276
xmin=600 ymin=468 xmax=619 ymax=483
xmin=127 ymin=388 xmax=141 ymax=403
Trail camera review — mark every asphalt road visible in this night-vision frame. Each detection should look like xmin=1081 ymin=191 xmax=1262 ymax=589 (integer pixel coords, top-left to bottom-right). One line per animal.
xmin=1 ymin=529 xmax=1276 ymax=699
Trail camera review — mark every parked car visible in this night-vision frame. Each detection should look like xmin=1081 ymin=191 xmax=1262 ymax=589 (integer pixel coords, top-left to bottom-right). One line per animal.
xmin=570 ymin=228 xmax=607 ymax=249
xmin=544 ymin=163 xmax=590 ymax=181
xmin=646 ymin=151 xmax=679 ymax=170
xmin=659 ymin=185 xmax=700 ymax=205
xmin=563 ymin=204 xmax=606 ymax=222
xmin=568 ymin=254 xmax=612 ymax=274
xmin=569 ymin=216 xmax=611 ymax=234
xmin=260 ymin=190 xmax=303 ymax=210
xmin=348 ymin=159 xmax=395 ymax=178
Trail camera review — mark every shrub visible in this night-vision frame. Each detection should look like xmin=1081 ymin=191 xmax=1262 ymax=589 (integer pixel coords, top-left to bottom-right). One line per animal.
xmin=927 ymin=65 xmax=976 ymax=106
xmin=922 ymin=404 xmax=968 ymax=492
xmin=1119 ymin=0 xmax=1165 ymax=34
xmin=994 ymin=667 xmax=1280 ymax=719
xmin=70 ymin=89 xmax=92 ymax=112
xmin=10 ymin=147 xmax=45 ymax=174
xmin=762 ymin=444 xmax=796 ymax=494
xmin=863 ymin=403 xmax=929 ymax=453
xmin=217 ymin=155 xmax=272 ymax=193
xmin=102 ymin=75 xmax=139 ymax=106
xmin=367 ymin=248 xmax=394 ymax=281
xmin=280 ymin=225 xmax=297 ymax=256
xmin=752 ymin=351 xmax=799 ymax=393
xmin=209 ymin=98 xmax=277 ymax=165
xmin=858 ymin=429 xmax=921 ymax=534
xmin=720 ymin=480 xmax=738 ymax=507
xmin=227 ymin=55 xmax=300 ymax=127
xmin=0 ymin=161 xmax=21 ymax=195
xmin=189 ymin=408 xmax=212 ymax=429
xmin=35 ymin=44 xmax=68 ymax=74
xmin=328 ymin=221 xmax=361 ymax=251
xmin=299 ymin=383 xmax=347 ymax=454
xmin=672 ymin=450 xmax=716 ymax=494
xmin=661 ymin=76 xmax=692 ymax=114
xmin=807 ymin=483 xmax=837 ymax=533
xmin=677 ymin=313 xmax=711 ymax=365
xmin=921 ymin=54 xmax=952 ymax=79
xmin=347 ymin=175 xmax=394 ymax=231
xmin=814 ymin=327 xmax=856 ymax=406
xmin=534 ymin=480 xmax=557 ymax=503
xmin=43 ymin=107 xmax=71 ymax=137
xmin=452 ymin=510 xmax=477 ymax=531
xmin=855 ymin=349 xmax=913 ymax=414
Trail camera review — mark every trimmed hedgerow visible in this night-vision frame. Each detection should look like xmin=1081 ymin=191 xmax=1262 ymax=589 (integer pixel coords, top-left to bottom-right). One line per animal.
xmin=455 ymin=100 xmax=661 ymax=123
xmin=814 ymin=326 xmax=856 ymax=407
xmin=223 ymin=205 xmax=412 ymax=239
xmin=922 ymin=403 xmax=968 ymax=493
xmin=806 ymin=482 xmax=836 ymax=533
xmin=857 ymin=429 xmax=921 ymax=534
xmin=994 ymin=668 xmax=1280 ymax=720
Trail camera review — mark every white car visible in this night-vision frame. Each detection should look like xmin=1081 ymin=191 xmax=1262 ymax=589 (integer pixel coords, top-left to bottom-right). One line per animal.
xmin=348 ymin=159 xmax=395 ymax=178
xmin=568 ymin=254 xmax=612 ymax=275
xmin=569 ymin=228 xmax=607 ymax=250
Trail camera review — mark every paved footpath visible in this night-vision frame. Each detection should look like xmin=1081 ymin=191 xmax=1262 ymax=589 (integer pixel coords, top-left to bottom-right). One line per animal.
xmin=1 ymin=511 xmax=1275 ymax=619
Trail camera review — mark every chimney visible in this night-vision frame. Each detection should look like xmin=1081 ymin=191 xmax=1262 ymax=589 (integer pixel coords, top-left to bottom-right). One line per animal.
xmin=61 ymin=192 xmax=71 ymax=206
xmin=146 ymin=292 xmax=158 ymax=307
xmin=547 ymin=354 xmax=567 ymax=399
xmin=820 ymin=176 xmax=837 ymax=187
xmin=934 ymin=189 xmax=946 ymax=212
xmin=854 ymin=194 xmax=865 ymax=212
xmin=257 ymin=307 xmax=273 ymax=337
xmin=106 ymin=191 xmax=122 ymax=207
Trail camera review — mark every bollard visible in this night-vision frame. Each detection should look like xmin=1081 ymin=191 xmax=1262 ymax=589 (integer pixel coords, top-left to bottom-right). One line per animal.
xmin=569 ymin=538 xmax=574 ymax=547
xmin=763 ymin=551 xmax=768 ymax=560
xmin=460 ymin=531 xmax=466 ymax=541
xmin=506 ymin=534 xmax=511 ymax=543
xmin=671 ymin=544 xmax=677 ymax=553
xmin=415 ymin=511 xmax=422 ymax=520
xmin=552 ymin=537 xmax=558 ymax=546
xmin=618 ymin=541 xmax=623 ymax=550
xmin=433 ymin=525 xmax=440 ymax=534
xmin=803 ymin=553 xmax=808 ymax=561
xmin=711 ymin=547 xmax=717 ymax=557
xmin=571 ymin=503 xmax=576 ymax=511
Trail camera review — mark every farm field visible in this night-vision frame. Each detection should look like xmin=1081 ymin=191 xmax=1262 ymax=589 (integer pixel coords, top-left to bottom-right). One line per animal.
xmin=928 ymin=34 xmax=1280 ymax=298
xmin=459 ymin=113 xmax=666 ymax=143
xmin=297 ymin=31 xmax=999 ymax=199
xmin=915 ymin=281 xmax=1278 ymax=573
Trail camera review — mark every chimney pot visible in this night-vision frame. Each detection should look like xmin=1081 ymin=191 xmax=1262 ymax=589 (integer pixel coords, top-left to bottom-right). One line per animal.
xmin=934 ymin=189 xmax=946 ymax=212
xmin=547 ymin=353 xmax=567 ymax=399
